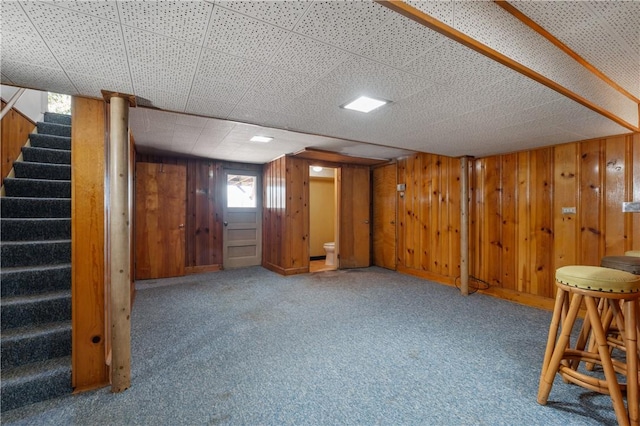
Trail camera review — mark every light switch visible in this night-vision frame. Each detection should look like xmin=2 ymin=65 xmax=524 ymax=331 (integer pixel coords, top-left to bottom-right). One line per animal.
xmin=562 ymin=207 xmax=576 ymax=214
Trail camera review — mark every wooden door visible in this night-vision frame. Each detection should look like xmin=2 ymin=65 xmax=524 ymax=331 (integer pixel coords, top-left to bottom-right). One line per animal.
xmin=135 ymin=162 xmax=186 ymax=280
xmin=373 ymin=163 xmax=397 ymax=270
xmin=339 ymin=165 xmax=371 ymax=268
xmin=223 ymin=170 xmax=262 ymax=268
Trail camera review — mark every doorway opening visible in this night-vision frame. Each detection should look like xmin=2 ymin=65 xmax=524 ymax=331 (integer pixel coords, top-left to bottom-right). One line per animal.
xmin=309 ymin=165 xmax=338 ymax=272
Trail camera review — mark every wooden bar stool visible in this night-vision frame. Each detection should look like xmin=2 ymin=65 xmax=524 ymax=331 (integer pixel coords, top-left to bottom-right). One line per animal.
xmin=627 ymin=251 xmax=640 ymax=258
xmin=538 ymin=265 xmax=640 ymax=426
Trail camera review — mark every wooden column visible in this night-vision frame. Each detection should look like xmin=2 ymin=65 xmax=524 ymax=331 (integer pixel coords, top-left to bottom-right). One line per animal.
xmin=460 ymin=156 xmax=470 ymax=296
xmin=104 ymin=92 xmax=135 ymax=392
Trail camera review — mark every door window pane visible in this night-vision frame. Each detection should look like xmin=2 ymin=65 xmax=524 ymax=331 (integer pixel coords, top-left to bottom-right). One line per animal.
xmin=227 ymin=174 xmax=257 ymax=208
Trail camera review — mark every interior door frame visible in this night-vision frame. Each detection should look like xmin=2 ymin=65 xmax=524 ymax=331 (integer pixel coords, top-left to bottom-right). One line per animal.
xmin=222 ymin=168 xmax=263 ymax=269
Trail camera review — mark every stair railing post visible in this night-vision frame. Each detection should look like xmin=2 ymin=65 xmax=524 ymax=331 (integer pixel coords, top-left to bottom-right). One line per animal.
xmin=104 ymin=91 xmax=135 ymax=392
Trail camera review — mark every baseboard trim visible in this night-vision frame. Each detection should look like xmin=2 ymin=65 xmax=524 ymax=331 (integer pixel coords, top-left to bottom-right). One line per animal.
xmin=263 ymin=262 xmax=309 ymax=276
xmin=185 ymin=264 xmax=222 ymax=275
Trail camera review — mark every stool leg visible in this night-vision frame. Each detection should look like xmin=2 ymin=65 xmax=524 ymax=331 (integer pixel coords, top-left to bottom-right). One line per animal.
xmin=540 ymin=287 xmax=568 ymax=381
xmin=585 ymin=296 xmax=630 ymax=426
xmin=538 ymin=291 xmax=581 ymax=405
xmin=625 ymin=299 xmax=639 ymax=426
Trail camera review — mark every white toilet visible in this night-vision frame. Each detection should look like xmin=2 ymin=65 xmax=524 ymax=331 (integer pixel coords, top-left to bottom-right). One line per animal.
xmin=323 ymin=242 xmax=335 ymax=266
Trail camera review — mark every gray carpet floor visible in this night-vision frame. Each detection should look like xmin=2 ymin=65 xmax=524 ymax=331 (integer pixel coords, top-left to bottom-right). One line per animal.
xmin=2 ymin=266 xmax=620 ymax=425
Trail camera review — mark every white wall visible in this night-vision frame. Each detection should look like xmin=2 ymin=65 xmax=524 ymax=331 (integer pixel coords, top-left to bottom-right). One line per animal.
xmin=1 ymin=85 xmax=48 ymax=123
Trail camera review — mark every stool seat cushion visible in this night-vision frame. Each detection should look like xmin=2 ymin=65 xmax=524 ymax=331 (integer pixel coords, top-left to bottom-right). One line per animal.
xmin=625 ymin=250 xmax=640 ymax=257
xmin=556 ymin=265 xmax=640 ymax=293
xmin=601 ymin=255 xmax=640 ymax=274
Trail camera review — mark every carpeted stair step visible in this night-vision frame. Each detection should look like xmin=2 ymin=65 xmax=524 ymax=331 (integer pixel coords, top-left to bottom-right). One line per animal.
xmin=1 ymin=240 xmax=70 ymax=268
xmin=0 ymin=356 xmax=72 ymax=412
xmin=22 ymin=146 xmax=70 ymax=165
xmin=1 ymin=322 xmax=71 ymax=369
xmin=36 ymin=122 xmax=71 ymax=138
xmin=0 ymin=197 xmax=71 ymax=218
xmin=43 ymin=112 xmax=71 ymax=126
xmin=1 ymin=218 xmax=70 ymax=241
xmin=28 ymin=134 xmax=71 ymax=151
xmin=3 ymin=178 xmax=71 ymax=198
xmin=13 ymin=162 xmax=71 ymax=181
xmin=1 ymin=290 xmax=71 ymax=331
xmin=1 ymin=264 xmax=71 ymax=297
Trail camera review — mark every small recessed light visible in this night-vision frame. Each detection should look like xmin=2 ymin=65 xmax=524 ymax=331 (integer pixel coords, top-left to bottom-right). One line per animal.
xmin=312 ymin=166 xmax=323 ymax=172
xmin=250 ymin=135 xmax=273 ymax=143
xmin=341 ymin=96 xmax=388 ymax=113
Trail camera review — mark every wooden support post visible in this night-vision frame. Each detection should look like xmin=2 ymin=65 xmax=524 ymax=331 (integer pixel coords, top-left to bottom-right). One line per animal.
xmin=107 ymin=94 xmax=132 ymax=392
xmin=460 ymin=156 xmax=470 ymax=296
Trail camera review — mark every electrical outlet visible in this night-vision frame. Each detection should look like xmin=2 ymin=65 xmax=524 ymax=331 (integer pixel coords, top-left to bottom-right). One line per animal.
xmin=622 ymin=202 xmax=640 ymax=213
xmin=561 ymin=207 xmax=576 ymax=214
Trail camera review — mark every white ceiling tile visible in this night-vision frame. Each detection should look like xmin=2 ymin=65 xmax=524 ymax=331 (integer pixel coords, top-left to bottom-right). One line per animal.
xmin=203 ymin=6 xmax=289 ymax=63
xmin=49 ymin=43 xmax=130 ymax=82
xmin=355 ymin=13 xmax=447 ymax=68
xmin=1 ymin=34 xmax=60 ymax=68
xmin=215 ymin=1 xmax=311 ymax=30
xmin=118 ymin=0 xmax=213 ymax=45
xmin=1 ymin=60 xmax=77 ymax=95
xmin=1 ymin=73 xmax=14 ymax=84
xmin=2 ymin=1 xmax=40 ymax=38
xmin=67 ymin=72 xmax=133 ymax=98
xmin=175 ymin=114 xmax=209 ymax=128
xmin=268 ymin=33 xmax=349 ymax=79
xmin=185 ymin=96 xmax=237 ymax=119
xmin=20 ymin=1 xmax=124 ymax=54
xmin=135 ymin=86 xmax=188 ymax=112
xmin=130 ymin=62 xmax=192 ymax=94
xmin=403 ymin=39 xmax=516 ymax=91
xmin=194 ymin=48 xmax=264 ymax=87
xmin=590 ymin=1 xmax=640 ymax=56
xmin=46 ymin=0 xmax=120 ymax=21
xmin=405 ymin=0 xmax=454 ymax=26
xmin=294 ymin=1 xmax=392 ymax=51
xmin=250 ymin=66 xmax=320 ymax=99
xmin=124 ymin=26 xmax=200 ymax=75
xmin=322 ymin=54 xmax=433 ymax=102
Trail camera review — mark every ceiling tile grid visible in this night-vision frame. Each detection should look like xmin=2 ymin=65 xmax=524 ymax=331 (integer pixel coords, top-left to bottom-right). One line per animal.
xmin=20 ymin=1 xmax=124 ymax=55
xmin=185 ymin=95 xmax=237 ymax=119
xmin=215 ymin=0 xmax=311 ymax=30
xmin=292 ymin=1 xmax=392 ymax=52
xmin=48 ymin=43 xmax=130 ymax=82
xmin=2 ymin=2 xmax=42 ymax=39
xmin=1 ymin=73 xmax=14 ymax=85
xmin=1 ymin=60 xmax=78 ymax=96
xmin=135 ymin=85 xmax=189 ymax=112
xmin=67 ymin=72 xmax=134 ymax=99
xmin=451 ymin=1 xmax=637 ymax=127
xmin=1 ymin=33 xmax=61 ymax=69
xmin=203 ymin=6 xmax=290 ymax=63
xmin=321 ymin=53 xmax=432 ymax=102
xmin=405 ymin=0 xmax=454 ymax=27
xmin=118 ymin=0 xmax=213 ymax=45
xmin=267 ymin=33 xmax=350 ymax=80
xmin=45 ymin=0 xmax=120 ymax=21
xmin=354 ymin=13 xmax=448 ymax=69
xmin=509 ymin=1 xmax=640 ymax=99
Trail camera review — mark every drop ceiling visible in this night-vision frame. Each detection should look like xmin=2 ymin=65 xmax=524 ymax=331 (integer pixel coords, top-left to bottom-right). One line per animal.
xmin=1 ymin=1 xmax=638 ymax=164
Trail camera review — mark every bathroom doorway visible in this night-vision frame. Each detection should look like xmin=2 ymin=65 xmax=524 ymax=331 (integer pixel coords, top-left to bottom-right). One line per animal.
xmin=309 ymin=165 xmax=338 ymax=272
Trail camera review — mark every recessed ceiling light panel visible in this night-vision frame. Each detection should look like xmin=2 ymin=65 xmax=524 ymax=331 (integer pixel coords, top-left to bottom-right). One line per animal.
xmin=341 ymin=96 xmax=389 ymax=113
xmin=250 ymin=135 xmax=273 ymax=143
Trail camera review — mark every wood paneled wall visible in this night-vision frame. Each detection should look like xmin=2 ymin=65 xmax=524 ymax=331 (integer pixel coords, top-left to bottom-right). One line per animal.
xmin=397 ymin=134 xmax=639 ymax=302
xmin=471 ymin=133 xmax=639 ymax=300
xmin=263 ymin=156 xmax=310 ymax=275
xmin=396 ymin=153 xmax=462 ymax=283
xmin=1 ymin=100 xmax=35 ymax=183
xmin=135 ymin=153 xmax=261 ymax=273
xmin=71 ymin=96 xmax=109 ymax=391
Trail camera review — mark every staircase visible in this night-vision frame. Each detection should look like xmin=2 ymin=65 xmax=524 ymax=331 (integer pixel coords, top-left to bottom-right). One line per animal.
xmin=1 ymin=112 xmax=73 ymax=412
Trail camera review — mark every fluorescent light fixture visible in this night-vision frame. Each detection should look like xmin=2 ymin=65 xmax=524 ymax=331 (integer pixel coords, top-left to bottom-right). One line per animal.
xmin=312 ymin=166 xmax=323 ymax=172
xmin=250 ymin=135 xmax=273 ymax=143
xmin=341 ymin=95 xmax=388 ymax=113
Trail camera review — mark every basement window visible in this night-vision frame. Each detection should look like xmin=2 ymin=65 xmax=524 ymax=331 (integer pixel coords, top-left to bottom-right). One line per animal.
xmin=48 ymin=92 xmax=71 ymax=114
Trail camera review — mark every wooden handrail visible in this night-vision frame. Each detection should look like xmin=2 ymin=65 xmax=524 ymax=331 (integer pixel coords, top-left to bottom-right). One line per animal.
xmin=0 ymin=88 xmax=26 ymax=121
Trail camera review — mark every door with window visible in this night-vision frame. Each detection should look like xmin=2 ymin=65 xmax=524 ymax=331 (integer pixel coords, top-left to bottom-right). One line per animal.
xmin=223 ymin=170 xmax=262 ymax=268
